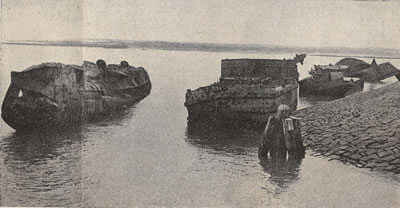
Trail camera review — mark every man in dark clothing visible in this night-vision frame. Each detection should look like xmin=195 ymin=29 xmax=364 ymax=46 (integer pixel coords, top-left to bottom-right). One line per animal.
xmin=258 ymin=105 xmax=305 ymax=161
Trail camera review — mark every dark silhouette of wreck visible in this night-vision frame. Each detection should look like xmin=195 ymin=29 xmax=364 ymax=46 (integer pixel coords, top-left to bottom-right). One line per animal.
xmin=2 ymin=60 xmax=151 ymax=131
xmin=184 ymin=54 xmax=306 ymax=126
xmin=299 ymin=65 xmax=364 ymax=98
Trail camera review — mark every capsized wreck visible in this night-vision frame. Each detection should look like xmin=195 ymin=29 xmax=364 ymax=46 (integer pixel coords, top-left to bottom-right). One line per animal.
xmin=2 ymin=60 xmax=151 ymax=131
xmin=184 ymin=54 xmax=306 ymax=126
xmin=333 ymin=58 xmax=400 ymax=82
xmin=334 ymin=58 xmax=372 ymax=77
xmin=299 ymin=64 xmax=364 ymax=98
xmin=359 ymin=60 xmax=400 ymax=82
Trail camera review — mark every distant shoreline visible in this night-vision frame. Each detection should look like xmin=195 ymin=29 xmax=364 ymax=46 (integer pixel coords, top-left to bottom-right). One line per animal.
xmin=309 ymin=54 xmax=400 ymax=60
xmin=3 ymin=40 xmax=400 ymax=59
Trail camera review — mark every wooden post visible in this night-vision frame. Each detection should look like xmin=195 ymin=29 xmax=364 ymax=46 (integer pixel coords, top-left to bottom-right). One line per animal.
xmin=258 ymin=106 xmax=305 ymax=161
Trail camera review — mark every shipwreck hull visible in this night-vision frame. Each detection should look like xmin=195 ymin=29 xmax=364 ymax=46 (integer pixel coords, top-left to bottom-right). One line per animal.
xmin=335 ymin=58 xmax=372 ymax=78
xmin=2 ymin=61 xmax=151 ymax=131
xmin=185 ymin=84 xmax=298 ymax=126
xmin=2 ymin=84 xmax=81 ymax=130
xmin=79 ymin=81 xmax=151 ymax=118
xmin=299 ymin=78 xmax=363 ymax=98
xmin=360 ymin=62 xmax=400 ymax=82
xmin=2 ymin=81 xmax=151 ymax=131
xmin=184 ymin=55 xmax=306 ymax=127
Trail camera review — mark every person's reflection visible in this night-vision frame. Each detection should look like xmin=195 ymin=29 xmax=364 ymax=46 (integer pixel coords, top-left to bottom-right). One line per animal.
xmin=260 ymin=158 xmax=302 ymax=192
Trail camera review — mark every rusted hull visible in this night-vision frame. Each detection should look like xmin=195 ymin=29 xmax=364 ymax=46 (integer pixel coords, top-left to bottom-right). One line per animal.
xmin=186 ymin=106 xmax=288 ymax=128
xmin=184 ymin=56 xmax=304 ymax=127
xmin=299 ymin=78 xmax=363 ymax=98
xmin=2 ymin=84 xmax=68 ymax=130
xmin=2 ymin=61 xmax=152 ymax=131
xmin=185 ymin=85 xmax=298 ymax=126
xmin=2 ymin=82 xmax=151 ymax=131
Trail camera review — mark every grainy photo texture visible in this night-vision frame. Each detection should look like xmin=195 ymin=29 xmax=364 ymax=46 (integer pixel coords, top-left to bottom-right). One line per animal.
xmin=0 ymin=0 xmax=399 ymax=207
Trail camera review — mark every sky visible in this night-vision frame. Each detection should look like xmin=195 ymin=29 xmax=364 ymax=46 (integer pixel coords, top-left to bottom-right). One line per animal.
xmin=1 ymin=0 xmax=400 ymax=49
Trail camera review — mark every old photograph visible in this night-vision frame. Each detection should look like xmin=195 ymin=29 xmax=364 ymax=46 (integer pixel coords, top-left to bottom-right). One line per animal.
xmin=0 ymin=0 xmax=399 ymax=207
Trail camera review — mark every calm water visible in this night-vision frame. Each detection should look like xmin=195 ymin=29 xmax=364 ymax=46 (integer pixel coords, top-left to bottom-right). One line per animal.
xmin=0 ymin=45 xmax=399 ymax=207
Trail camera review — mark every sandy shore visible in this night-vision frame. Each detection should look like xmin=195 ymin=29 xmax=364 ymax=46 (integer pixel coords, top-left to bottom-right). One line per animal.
xmin=295 ymin=82 xmax=400 ymax=175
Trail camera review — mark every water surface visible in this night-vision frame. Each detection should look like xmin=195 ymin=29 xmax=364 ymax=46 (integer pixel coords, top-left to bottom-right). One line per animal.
xmin=0 ymin=45 xmax=399 ymax=207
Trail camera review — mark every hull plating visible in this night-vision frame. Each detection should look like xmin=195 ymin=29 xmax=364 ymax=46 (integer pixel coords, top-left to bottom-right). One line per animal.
xmin=2 ymin=61 xmax=151 ymax=131
xmin=185 ymin=85 xmax=298 ymax=126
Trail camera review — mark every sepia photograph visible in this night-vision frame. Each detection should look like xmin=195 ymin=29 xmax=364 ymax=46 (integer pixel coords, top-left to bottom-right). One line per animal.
xmin=0 ymin=0 xmax=399 ymax=207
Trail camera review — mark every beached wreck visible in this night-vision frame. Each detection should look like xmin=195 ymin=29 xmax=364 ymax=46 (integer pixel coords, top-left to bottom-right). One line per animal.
xmin=299 ymin=65 xmax=364 ymax=98
xmin=2 ymin=60 xmax=151 ymax=131
xmin=184 ymin=54 xmax=306 ymax=125
xmin=335 ymin=58 xmax=372 ymax=77
xmin=359 ymin=60 xmax=400 ymax=82
xmin=332 ymin=58 xmax=400 ymax=82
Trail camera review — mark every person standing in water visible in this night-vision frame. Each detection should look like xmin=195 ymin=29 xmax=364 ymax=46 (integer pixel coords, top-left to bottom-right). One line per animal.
xmin=258 ymin=104 xmax=305 ymax=161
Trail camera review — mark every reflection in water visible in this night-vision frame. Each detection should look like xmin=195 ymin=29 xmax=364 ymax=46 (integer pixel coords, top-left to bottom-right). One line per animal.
xmin=0 ymin=107 xmax=137 ymax=207
xmin=87 ymin=106 xmax=137 ymax=127
xmin=185 ymin=122 xmax=262 ymax=155
xmin=259 ymin=159 xmax=302 ymax=194
xmin=0 ymin=127 xmax=84 ymax=207
xmin=185 ymin=121 xmax=302 ymax=197
xmin=1 ymin=45 xmax=399 ymax=207
xmin=2 ymin=127 xmax=82 ymax=164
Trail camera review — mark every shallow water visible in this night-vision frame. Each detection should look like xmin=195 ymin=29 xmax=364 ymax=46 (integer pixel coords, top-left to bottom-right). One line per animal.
xmin=0 ymin=45 xmax=399 ymax=207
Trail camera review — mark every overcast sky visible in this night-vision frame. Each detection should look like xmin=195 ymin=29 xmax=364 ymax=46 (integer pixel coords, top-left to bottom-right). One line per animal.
xmin=2 ymin=0 xmax=400 ymax=48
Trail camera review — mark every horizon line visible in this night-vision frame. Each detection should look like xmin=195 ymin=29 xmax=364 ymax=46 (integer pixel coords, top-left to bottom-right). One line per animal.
xmin=2 ymin=39 xmax=400 ymax=51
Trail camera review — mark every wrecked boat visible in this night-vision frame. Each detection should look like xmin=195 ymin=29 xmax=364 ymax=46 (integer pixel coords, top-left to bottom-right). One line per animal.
xmin=335 ymin=58 xmax=372 ymax=77
xmin=359 ymin=59 xmax=400 ymax=82
xmin=2 ymin=60 xmax=151 ymax=131
xmin=299 ymin=65 xmax=364 ymax=98
xmin=184 ymin=54 xmax=306 ymax=125
xmin=332 ymin=58 xmax=400 ymax=82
